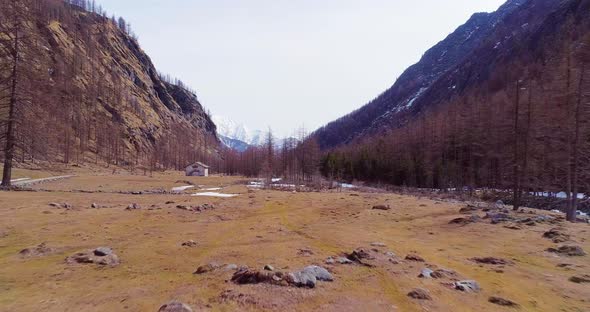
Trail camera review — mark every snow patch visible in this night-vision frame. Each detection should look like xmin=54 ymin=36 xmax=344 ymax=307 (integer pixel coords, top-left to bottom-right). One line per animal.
xmin=201 ymin=187 xmax=222 ymax=191
xmin=171 ymin=185 xmax=195 ymax=192
xmin=191 ymin=192 xmax=238 ymax=198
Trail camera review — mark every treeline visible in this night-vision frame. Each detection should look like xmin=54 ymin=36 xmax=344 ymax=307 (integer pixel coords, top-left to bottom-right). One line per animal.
xmin=64 ymin=0 xmax=138 ymax=40
xmin=0 ymin=0 xmax=218 ymax=186
xmin=319 ymin=36 xmax=590 ymax=221
xmin=219 ymin=129 xmax=322 ymax=185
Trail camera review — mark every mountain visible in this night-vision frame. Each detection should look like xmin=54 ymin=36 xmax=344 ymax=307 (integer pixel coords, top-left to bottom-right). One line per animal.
xmin=212 ymin=116 xmax=265 ymax=151
xmin=312 ymin=0 xmax=563 ymax=149
xmin=316 ymin=0 xmax=590 ymax=206
xmin=1 ymin=0 xmax=219 ymax=169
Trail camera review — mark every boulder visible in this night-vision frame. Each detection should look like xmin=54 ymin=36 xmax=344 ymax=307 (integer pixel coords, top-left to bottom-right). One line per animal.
xmin=407 ymin=288 xmax=432 ymax=300
xmin=405 ymin=254 xmax=425 ymax=262
xmin=547 ymin=245 xmax=586 ymax=257
xmin=66 ymin=248 xmax=120 ymax=267
xmin=181 ymin=240 xmax=198 ymax=247
xmin=158 ymin=301 xmax=193 ymax=312
xmin=231 ymin=269 xmax=279 ymax=285
xmin=288 ymin=271 xmax=316 ymax=288
xmin=454 ymin=280 xmax=480 ymax=292
xmin=302 ymin=265 xmax=334 ymax=282
xmin=418 ymin=268 xmax=434 ymax=278
xmin=569 ymin=275 xmax=590 ymax=283
xmin=94 ymin=247 xmax=113 ymax=256
xmin=489 ymin=296 xmax=518 ymax=307
xmin=126 ymin=203 xmax=141 ymax=210
xmin=193 ymin=263 xmax=221 ymax=274
xmin=372 ymin=205 xmax=391 ymax=211
xmin=543 ymin=228 xmax=570 ymax=243
xmin=19 ymin=242 xmax=53 ymax=258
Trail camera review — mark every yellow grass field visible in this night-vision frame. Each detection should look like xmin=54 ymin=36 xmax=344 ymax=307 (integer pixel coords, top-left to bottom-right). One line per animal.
xmin=0 ymin=170 xmax=588 ymax=311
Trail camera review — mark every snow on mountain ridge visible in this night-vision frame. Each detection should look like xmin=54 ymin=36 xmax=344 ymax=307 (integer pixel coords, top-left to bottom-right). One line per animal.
xmin=212 ymin=115 xmax=267 ymax=146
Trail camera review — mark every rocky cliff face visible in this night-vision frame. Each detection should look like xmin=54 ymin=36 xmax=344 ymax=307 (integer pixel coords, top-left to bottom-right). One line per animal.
xmin=6 ymin=0 xmax=218 ymax=167
xmin=312 ymin=0 xmax=572 ymax=149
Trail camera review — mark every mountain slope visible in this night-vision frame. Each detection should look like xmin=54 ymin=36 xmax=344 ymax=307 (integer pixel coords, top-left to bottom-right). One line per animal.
xmin=1 ymin=0 xmax=218 ymax=169
xmin=312 ymin=0 xmax=561 ymax=149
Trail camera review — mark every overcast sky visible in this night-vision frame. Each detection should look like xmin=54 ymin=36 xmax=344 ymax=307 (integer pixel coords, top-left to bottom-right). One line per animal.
xmin=98 ymin=0 xmax=506 ymax=137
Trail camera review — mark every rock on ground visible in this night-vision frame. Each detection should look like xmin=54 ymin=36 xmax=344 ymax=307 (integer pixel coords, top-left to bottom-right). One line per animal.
xmin=470 ymin=257 xmax=513 ymax=265
xmin=19 ymin=243 xmax=53 ymax=258
xmin=454 ymin=280 xmax=481 ymax=292
xmin=302 ymin=265 xmax=334 ymax=282
xmin=489 ymin=296 xmax=519 ymax=307
xmin=66 ymin=247 xmax=120 ymax=267
xmin=158 ymin=301 xmax=193 ymax=312
xmin=569 ymin=275 xmax=590 ymax=283
xmin=547 ymin=245 xmax=586 ymax=257
xmin=372 ymin=205 xmax=391 ymax=210
xmin=407 ymin=288 xmax=432 ymax=300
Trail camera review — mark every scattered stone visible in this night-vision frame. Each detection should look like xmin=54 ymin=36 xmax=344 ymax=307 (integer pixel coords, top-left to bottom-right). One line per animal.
xmin=287 ymin=271 xmax=317 ymax=288
xmin=385 ymin=251 xmax=396 ymax=258
xmin=19 ymin=242 xmax=53 ymax=258
xmin=165 ymin=201 xmax=175 ymax=205
xmin=50 ymin=202 xmax=72 ymax=209
xmin=231 ymin=269 xmax=284 ymax=286
xmin=569 ymin=275 xmax=590 ymax=283
xmin=346 ymin=249 xmax=375 ymax=266
xmin=181 ymin=240 xmax=198 ymax=247
xmin=405 ymin=254 xmax=425 ymax=262
xmin=459 ymin=205 xmax=479 ymax=214
xmin=454 ymin=280 xmax=480 ymax=292
xmin=91 ymin=203 xmax=99 ymax=209
xmin=547 ymin=245 xmax=586 ymax=257
xmin=489 ymin=296 xmax=518 ymax=307
xmin=126 ymin=203 xmax=141 ymax=210
xmin=485 ymin=212 xmax=512 ymax=224
xmin=66 ymin=248 xmax=120 ymax=267
xmin=194 ymin=263 xmax=221 ymax=274
xmin=158 ymin=301 xmax=193 ymax=312
xmin=449 ymin=215 xmax=481 ymax=225
xmin=543 ymin=228 xmax=570 ymax=243
xmin=418 ymin=268 xmax=435 ymax=278
xmin=264 ymin=264 xmax=275 ymax=271
xmin=176 ymin=204 xmax=215 ymax=213
xmin=372 ymin=205 xmax=391 ymax=211
xmin=370 ymin=242 xmax=387 ymax=247
xmin=302 ymin=265 xmax=334 ymax=282
xmin=94 ymin=247 xmax=113 ymax=256
xmin=325 ymin=257 xmax=336 ymax=265
xmin=337 ymin=257 xmax=353 ymax=264
xmin=495 ymin=200 xmax=505 ymax=209
xmin=407 ymin=288 xmax=432 ymax=300
xmin=470 ymin=257 xmax=513 ymax=265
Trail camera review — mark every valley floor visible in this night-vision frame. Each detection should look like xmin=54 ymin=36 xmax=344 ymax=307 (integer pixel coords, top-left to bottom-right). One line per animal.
xmin=0 ymin=170 xmax=588 ymax=311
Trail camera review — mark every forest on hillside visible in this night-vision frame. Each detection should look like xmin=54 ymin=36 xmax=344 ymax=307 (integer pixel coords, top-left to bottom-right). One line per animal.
xmin=0 ymin=0 xmax=219 ymax=187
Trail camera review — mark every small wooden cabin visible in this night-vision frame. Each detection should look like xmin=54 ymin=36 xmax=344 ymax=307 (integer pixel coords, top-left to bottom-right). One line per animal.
xmin=185 ymin=162 xmax=209 ymax=177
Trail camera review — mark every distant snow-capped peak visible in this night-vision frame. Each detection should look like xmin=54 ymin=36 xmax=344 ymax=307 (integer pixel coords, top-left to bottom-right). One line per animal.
xmin=212 ymin=115 xmax=263 ymax=146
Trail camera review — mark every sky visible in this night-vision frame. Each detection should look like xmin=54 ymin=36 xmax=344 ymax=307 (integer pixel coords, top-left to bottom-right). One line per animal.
xmin=98 ymin=0 xmax=506 ymax=137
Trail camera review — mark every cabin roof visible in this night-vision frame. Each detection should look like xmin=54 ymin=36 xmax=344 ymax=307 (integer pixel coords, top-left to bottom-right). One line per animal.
xmin=188 ymin=162 xmax=209 ymax=168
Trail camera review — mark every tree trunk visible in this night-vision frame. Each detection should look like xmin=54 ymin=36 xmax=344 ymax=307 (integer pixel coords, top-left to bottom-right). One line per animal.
xmin=512 ymin=80 xmax=522 ymax=210
xmin=1 ymin=26 xmax=19 ymax=187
